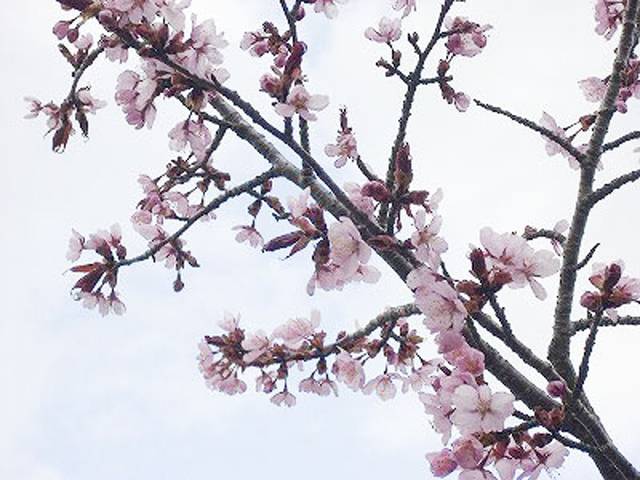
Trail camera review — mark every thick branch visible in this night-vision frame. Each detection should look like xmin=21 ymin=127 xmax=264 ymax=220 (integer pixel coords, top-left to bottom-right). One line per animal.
xmin=549 ymin=0 xmax=639 ymax=387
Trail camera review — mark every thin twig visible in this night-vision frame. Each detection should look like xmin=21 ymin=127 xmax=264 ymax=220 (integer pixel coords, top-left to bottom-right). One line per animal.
xmin=602 ymin=130 xmax=640 ymax=152
xmin=575 ymin=243 xmax=600 ymax=271
xmin=586 ymin=168 xmax=640 ymax=206
xmin=573 ymin=312 xmax=603 ymax=402
xmin=572 ymin=315 xmax=640 ymax=333
xmin=119 ymin=169 xmax=280 ymax=267
xmin=474 ymin=99 xmax=586 ymax=163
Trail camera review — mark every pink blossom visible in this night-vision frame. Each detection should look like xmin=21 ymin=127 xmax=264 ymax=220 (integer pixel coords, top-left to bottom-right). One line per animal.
xmin=325 ymin=131 xmax=358 ymax=167
xmin=76 ymin=291 xmax=126 ymax=316
xmin=217 ymin=311 xmax=240 ymax=332
xmin=332 ymin=351 xmax=366 ymax=391
xmin=233 ymin=225 xmax=263 ymax=248
xmin=299 ymin=376 xmax=338 ymax=396
xmin=53 ymin=20 xmax=71 ymax=40
xmin=313 ymin=0 xmax=348 ymax=19
xmin=451 ymin=384 xmax=514 ymax=435
xmin=103 ymin=0 xmax=158 ymax=26
xmin=520 ymin=441 xmax=568 ymax=479
xmin=74 ymin=33 xmax=93 ymax=50
xmin=328 ymin=217 xmax=372 ymax=281
xmin=272 ymin=310 xmax=320 ymax=349
xmin=76 ymin=89 xmax=107 ymax=114
xmin=539 ymin=112 xmax=580 ymax=169
xmin=275 ymin=85 xmax=329 ymax=121
xmin=452 ymin=435 xmax=485 ymax=469
xmin=115 ymin=69 xmax=157 ymax=129
xmin=409 ymin=272 xmax=466 ymax=333
xmin=173 ymin=17 xmax=228 ymax=80
xmin=480 ymin=227 xmax=560 ymax=300
xmin=66 ymin=229 xmax=85 ymax=261
xmin=411 ymin=210 xmax=448 ymax=268
xmin=270 ymin=390 xmax=296 ymax=407
xmin=419 ymin=392 xmax=454 ymax=443
xmin=401 ymin=362 xmax=437 ymax=393
xmin=594 ymin=0 xmax=626 ymax=39
xmin=24 ymin=97 xmax=43 ymax=119
xmin=104 ymin=41 xmax=129 ymax=63
xmin=168 ymin=119 xmax=212 ymax=161
xmin=392 ymin=0 xmax=416 ymax=18
xmin=365 ymin=17 xmax=402 ymax=43
xmin=436 ymin=330 xmax=466 ymax=355
xmin=445 ymin=17 xmax=491 ymax=57
xmin=344 ymin=183 xmax=375 ymax=217
xmin=287 ymin=187 xmax=311 ymax=221
xmin=156 ymin=0 xmax=191 ymax=31
xmin=583 ymin=261 xmax=640 ymax=318
xmin=579 ymin=76 xmax=607 ymax=102
xmin=362 ymin=373 xmax=400 ymax=400
xmin=450 ymin=347 xmax=485 ymax=377
xmin=426 ymin=449 xmax=458 ymax=477
xmin=241 ymin=329 xmax=270 ymax=363
xmin=240 ymin=27 xmax=271 ymax=57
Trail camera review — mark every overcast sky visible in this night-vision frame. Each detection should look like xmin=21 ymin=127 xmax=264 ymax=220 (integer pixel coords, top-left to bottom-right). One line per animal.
xmin=2 ymin=1 xmax=640 ymax=479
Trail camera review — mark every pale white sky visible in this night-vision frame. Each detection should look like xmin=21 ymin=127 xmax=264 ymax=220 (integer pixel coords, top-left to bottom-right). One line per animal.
xmin=2 ymin=1 xmax=639 ymax=479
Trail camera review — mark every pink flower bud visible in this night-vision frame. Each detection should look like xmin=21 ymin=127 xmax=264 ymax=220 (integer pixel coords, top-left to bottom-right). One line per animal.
xmin=546 ymin=380 xmax=566 ymax=398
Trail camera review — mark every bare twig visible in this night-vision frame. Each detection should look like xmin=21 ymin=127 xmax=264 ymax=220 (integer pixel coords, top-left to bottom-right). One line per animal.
xmin=119 ymin=169 xmax=280 ymax=267
xmin=586 ymin=168 xmax=640 ymax=206
xmin=602 ymin=130 xmax=640 ymax=152
xmin=575 ymin=243 xmax=600 ymax=271
xmin=572 ymin=315 xmax=640 ymax=333
xmin=473 ymin=99 xmax=586 ymax=163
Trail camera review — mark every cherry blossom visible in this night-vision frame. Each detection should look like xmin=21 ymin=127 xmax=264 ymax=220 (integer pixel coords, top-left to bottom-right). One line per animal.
xmin=479 ymin=227 xmax=560 ymax=300
xmin=327 ymin=217 xmax=373 ymax=281
xmin=272 ymin=310 xmax=321 ymax=349
xmin=426 ymin=449 xmax=458 ymax=477
xmin=392 ymin=0 xmax=417 ymax=18
xmin=452 ymin=435 xmax=485 ymax=470
xmin=76 ymin=88 xmax=107 ymax=114
xmin=66 ymin=229 xmax=85 ymax=261
xmin=115 ymin=68 xmax=158 ymax=129
xmin=270 ymin=390 xmax=297 ymax=407
xmin=581 ymin=261 xmax=640 ymax=319
xmin=451 ymin=384 xmax=514 ymax=435
xmin=313 ymin=0 xmax=348 ymax=19
xmin=102 ymin=0 xmax=159 ymax=26
xmin=172 ymin=17 xmax=229 ymax=81
xmin=344 ymin=183 xmax=375 ymax=217
xmin=233 ymin=225 xmax=263 ymax=248
xmin=325 ymin=130 xmax=358 ymax=167
xmin=594 ymin=0 xmax=626 ymax=39
xmin=168 ymin=118 xmax=212 ymax=161
xmin=520 ymin=441 xmax=568 ymax=479
xmin=445 ymin=17 xmax=491 ymax=58
xmin=332 ymin=351 xmax=366 ymax=391
xmin=241 ymin=329 xmax=270 ymax=363
xmin=275 ymin=85 xmax=329 ymax=121
xmin=411 ymin=210 xmax=448 ymax=268
xmin=362 ymin=373 xmax=400 ymax=400
xmin=364 ymin=17 xmax=402 ymax=43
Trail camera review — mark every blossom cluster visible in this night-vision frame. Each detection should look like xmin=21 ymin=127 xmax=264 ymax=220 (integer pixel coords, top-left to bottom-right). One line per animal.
xmin=580 ymin=261 xmax=640 ymax=320
xmin=65 ymin=224 xmax=127 ymax=315
xmin=258 ymin=188 xmax=381 ymax=295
